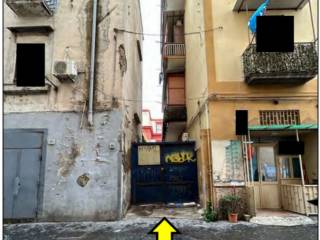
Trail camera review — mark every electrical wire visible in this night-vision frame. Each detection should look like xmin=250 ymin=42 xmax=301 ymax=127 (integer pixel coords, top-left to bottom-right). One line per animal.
xmin=114 ymin=26 xmax=223 ymax=37
xmin=94 ymin=87 xmax=206 ymax=104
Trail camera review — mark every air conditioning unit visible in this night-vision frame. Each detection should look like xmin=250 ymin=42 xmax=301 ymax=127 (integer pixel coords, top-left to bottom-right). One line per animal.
xmin=53 ymin=60 xmax=77 ymax=82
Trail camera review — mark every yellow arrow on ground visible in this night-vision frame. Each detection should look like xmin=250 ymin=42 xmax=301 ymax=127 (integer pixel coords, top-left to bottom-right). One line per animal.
xmin=149 ymin=217 xmax=181 ymax=240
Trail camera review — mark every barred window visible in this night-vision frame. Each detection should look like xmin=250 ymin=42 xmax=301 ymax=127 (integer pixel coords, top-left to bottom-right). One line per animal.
xmin=260 ymin=110 xmax=300 ymax=125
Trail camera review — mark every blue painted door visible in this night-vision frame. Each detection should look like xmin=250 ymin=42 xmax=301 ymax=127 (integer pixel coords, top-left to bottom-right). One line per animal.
xmin=4 ymin=130 xmax=44 ymax=219
xmin=132 ymin=142 xmax=198 ymax=204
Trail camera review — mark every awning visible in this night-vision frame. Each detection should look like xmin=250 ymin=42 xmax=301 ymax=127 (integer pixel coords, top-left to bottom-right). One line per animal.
xmin=233 ymin=0 xmax=309 ymax=12
xmin=249 ymin=124 xmax=317 ymax=131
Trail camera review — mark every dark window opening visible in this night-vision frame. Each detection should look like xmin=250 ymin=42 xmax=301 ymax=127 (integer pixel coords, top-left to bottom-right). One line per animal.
xmin=137 ymin=40 xmax=143 ymax=61
xmin=16 ymin=43 xmax=45 ymax=87
xmin=292 ymin=157 xmax=302 ymax=178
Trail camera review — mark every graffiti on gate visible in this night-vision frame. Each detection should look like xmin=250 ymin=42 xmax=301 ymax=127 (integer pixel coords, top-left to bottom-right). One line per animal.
xmin=165 ymin=151 xmax=196 ymax=164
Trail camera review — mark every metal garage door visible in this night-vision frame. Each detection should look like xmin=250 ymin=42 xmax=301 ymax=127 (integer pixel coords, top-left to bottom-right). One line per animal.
xmin=4 ymin=129 xmax=45 ymax=219
xmin=131 ymin=142 xmax=198 ymax=204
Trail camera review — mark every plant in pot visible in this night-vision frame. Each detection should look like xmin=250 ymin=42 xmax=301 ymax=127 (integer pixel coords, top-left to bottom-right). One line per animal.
xmin=220 ymin=193 xmax=241 ymax=223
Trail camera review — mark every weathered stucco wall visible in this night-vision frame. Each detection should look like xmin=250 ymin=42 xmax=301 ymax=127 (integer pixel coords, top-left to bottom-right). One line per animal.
xmin=118 ymin=0 xmax=143 ymax=216
xmin=197 ymin=0 xmax=318 ymax=96
xmin=4 ymin=0 xmax=143 ymax=220
xmin=4 ymin=0 xmax=142 ymax=113
xmin=5 ymin=111 xmax=123 ymax=221
xmin=211 ymin=0 xmax=318 ymax=83
xmin=184 ymin=0 xmax=211 ymax=206
xmin=185 ymin=0 xmax=208 ymax=142
xmin=209 ymin=100 xmax=317 ymax=140
xmin=302 ymin=132 xmax=318 ymax=184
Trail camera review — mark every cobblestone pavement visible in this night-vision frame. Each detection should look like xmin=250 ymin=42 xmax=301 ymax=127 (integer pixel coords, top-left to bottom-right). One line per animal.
xmin=4 ymin=218 xmax=318 ymax=240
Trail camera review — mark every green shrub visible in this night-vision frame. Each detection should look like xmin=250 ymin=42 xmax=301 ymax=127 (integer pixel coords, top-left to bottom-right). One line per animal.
xmin=202 ymin=201 xmax=218 ymax=222
xmin=219 ymin=193 xmax=245 ymax=220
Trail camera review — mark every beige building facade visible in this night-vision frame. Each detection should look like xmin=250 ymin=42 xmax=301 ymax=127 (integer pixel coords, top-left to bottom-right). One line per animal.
xmin=4 ymin=0 xmax=143 ymax=221
xmin=162 ymin=0 xmax=318 ymax=215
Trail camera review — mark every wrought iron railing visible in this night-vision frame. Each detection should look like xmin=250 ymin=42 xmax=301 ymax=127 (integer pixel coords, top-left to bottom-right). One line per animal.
xmin=242 ymin=42 xmax=318 ymax=84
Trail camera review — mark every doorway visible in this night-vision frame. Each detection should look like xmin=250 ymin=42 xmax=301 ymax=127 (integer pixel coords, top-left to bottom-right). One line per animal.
xmin=131 ymin=142 xmax=198 ymax=204
xmin=4 ymin=129 xmax=46 ymax=220
xmin=253 ymin=145 xmax=281 ymax=209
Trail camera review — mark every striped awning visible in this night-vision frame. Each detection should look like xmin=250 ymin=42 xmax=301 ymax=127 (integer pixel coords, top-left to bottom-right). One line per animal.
xmin=249 ymin=124 xmax=317 ymax=131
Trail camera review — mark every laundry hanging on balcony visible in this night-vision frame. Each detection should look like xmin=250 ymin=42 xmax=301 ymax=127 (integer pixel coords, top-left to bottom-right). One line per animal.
xmin=248 ymin=0 xmax=270 ymax=33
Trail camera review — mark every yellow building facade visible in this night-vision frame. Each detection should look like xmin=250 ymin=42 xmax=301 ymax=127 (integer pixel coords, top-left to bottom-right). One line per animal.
xmin=162 ymin=0 xmax=318 ymax=215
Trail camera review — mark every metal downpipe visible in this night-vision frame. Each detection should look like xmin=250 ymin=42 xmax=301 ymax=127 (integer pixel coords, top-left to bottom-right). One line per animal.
xmin=88 ymin=0 xmax=98 ymax=126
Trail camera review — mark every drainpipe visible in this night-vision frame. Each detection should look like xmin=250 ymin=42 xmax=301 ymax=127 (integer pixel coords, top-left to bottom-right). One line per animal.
xmin=88 ymin=0 xmax=98 ymax=126
xmin=296 ymin=129 xmax=308 ymax=214
xmin=205 ymin=101 xmax=214 ymax=204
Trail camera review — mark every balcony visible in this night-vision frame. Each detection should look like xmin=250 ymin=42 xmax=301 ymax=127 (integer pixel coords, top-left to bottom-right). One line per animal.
xmin=6 ymin=0 xmax=57 ymax=16
xmin=163 ymin=43 xmax=186 ymax=72
xmin=163 ymin=73 xmax=186 ymax=122
xmin=162 ymin=0 xmax=185 ymax=12
xmin=164 ymin=106 xmax=187 ymax=122
xmin=242 ymin=42 xmax=318 ymax=85
xmin=234 ymin=0 xmax=309 ymax=11
xmin=163 ymin=43 xmax=185 ymax=57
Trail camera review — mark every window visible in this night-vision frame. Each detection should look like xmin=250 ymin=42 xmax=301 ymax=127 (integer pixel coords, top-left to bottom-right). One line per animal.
xmin=280 ymin=156 xmax=301 ymax=179
xmin=260 ymin=110 xmax=300 ymax=125
xmin=292 ymin=157 xmax=302 ymax=178
xmin=281 ymin=157 xmax=291 ymax=178
xmin=259 ymin=147 xmax=277 ymax=182
xmin=16 ymin=43 xmax=45 ymax=86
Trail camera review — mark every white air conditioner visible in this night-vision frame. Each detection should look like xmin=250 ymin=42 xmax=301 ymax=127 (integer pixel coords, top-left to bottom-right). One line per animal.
xmin=53 ymin=60 xmax=77 ymax=82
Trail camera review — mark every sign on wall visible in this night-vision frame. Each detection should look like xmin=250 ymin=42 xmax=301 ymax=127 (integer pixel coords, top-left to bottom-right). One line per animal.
xmin=211 ymin=140 xmax=244 ymax=184
xmin=138 ymin=145 xmax=160 ymax=165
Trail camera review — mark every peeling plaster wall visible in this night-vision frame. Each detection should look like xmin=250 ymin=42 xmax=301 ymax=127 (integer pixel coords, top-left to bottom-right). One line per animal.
xmin=4 ymin=0 xmax=143 ymax=220
xmin=5 ymin=112 xmax=123 ymax=221
xmin=4 ymin=0 xmax=141 ymax=112
xmin=118 ymin=0 xmax=143 ymax=217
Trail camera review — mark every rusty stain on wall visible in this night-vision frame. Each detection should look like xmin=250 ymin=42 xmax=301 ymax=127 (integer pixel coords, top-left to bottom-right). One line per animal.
xmin=58 ymin=142 xmax=80 ymax=177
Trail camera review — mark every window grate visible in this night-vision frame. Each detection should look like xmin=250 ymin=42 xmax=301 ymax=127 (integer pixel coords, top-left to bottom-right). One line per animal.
xmin=260 ymin=110 xmax=300 ymax=125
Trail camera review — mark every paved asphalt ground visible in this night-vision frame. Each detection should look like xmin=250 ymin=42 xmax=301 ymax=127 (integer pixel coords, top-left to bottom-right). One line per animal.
xmin=3 ymin=219 xmax=318 ymax=240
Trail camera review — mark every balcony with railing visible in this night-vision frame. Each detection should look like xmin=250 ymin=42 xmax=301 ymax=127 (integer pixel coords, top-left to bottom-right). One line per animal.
xmin=242 ymin=42 xmax=318 ymax=85
xmin=6 ymin=0 xmax=57 ymax=16
xmin=163 ymin=43 xmax=185 ymax=58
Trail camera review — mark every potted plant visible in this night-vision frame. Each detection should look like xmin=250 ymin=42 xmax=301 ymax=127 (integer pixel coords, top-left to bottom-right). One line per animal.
xmin=220 ymin=193 xmax=241 ymax=223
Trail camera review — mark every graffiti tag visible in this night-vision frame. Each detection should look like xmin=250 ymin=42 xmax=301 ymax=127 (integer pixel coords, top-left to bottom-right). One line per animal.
xmin=165 ymin=152 xmax=196 ymax=164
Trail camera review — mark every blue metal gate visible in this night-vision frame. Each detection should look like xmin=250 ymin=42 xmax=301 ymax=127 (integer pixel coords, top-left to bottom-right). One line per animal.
xmin=131 ymin=142 xmax=198 ymax=204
